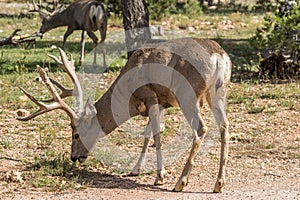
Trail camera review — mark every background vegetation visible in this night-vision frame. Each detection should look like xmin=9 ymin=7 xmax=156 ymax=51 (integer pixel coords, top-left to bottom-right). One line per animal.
xmin=251 ymin=1 xmax=300 ymax=60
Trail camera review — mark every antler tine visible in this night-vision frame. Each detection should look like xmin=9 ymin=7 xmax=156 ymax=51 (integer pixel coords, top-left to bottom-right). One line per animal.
xmin=48 ymin=48 xmax=83 ymax=113
xmin=29 ymin=0 xmax=51 ymax=16
xmin=29 ymin=0 xmax=40 ymax=12
xmin=41 ymin=78 xmax=73 ymax=102
xmin=53 ymin=0 xmax=60 ymax=10
xmin=17 ymin=65 xmax=77 ymax=123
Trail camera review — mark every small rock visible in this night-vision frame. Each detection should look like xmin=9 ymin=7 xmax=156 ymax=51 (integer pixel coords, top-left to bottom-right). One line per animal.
xmin=18 ymin=96 xmax=28 ymax=102
xmin=5 ymin=170 xmax=24 ymax=183
xmin=188 ymin=26 xmax=195 ymax=32
xmin=16 ymin=109 xmax=30 ymax=117
xmin=240 ymin=23 xmax=248 ymax=27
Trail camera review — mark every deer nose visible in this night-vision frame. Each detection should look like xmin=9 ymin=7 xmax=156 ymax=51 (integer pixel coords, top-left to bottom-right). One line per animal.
xmin=36 ymin=31 xmax=43 ymax=38
xmin=71 ymin=157 xmax=78 ymax=162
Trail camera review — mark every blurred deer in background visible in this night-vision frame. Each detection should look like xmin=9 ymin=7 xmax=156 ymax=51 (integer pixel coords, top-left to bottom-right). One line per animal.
xmin=30 ymin=0 xmax=107 ymax=66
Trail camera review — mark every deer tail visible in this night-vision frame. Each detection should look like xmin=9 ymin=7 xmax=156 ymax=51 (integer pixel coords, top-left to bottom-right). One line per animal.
xmin=89 ymin=5 xmax=103 ymax=24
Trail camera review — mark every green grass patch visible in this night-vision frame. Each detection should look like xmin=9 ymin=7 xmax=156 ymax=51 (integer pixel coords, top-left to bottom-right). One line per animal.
xmin=0 ymin=140 xmax=13 ymax=149
xmin=26 ymin=151 xmax=82 ymax=190
xmin=263 ymin=143 xmax=276 ymax=149
xmin=108 ymin=132 xmax=134 ymax=146
xmin=29 ymin=153 xmax=74 ymax=176
xmin=247 ymin=105 xmax=265 ymax=114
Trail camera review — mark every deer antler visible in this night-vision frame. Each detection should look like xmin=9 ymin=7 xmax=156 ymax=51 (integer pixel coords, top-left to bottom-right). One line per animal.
xmin=41 ymin=78 xmax=73 ymax=102
xmin=17 ymin=48 xmax=83 ymax=123
xmin=17 ymin=66 xmax=77 ymax=123
xmin=28 ymin=0 xmax=42 ymax=12
xmin=47 ymin=48 xmax=83 ymax=112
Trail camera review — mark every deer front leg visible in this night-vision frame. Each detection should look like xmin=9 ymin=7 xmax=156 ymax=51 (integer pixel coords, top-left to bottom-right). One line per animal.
xmin=173 ymin=109 xmax=207 ymax=192
xmin=63 ymin=27 xmax=74 ymax=50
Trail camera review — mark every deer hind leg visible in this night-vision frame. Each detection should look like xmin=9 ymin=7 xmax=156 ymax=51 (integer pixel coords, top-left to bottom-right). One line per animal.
xmin=144 ymin=103 xmax=166 ymax=185
xmin=80 ymin=30 xmax=86 ymax=63
xmin=210 ymin=93 xmax=230 ymax=193
xmin=100 ymin=41 xmax=106 ymax=67
xmin=129 ymin=121 xmax=152 ymax=176
xmin=130 ymin=108 xmax=165 ymax=176
xmin=99 ymin=30 xmax=107 ymax=67
xmin=174 ymin=106 xmax=207 ymax=192
xmin=87 ymin=31 xmax=98 ymax=66
xmin=99 ymin=29 xmax=107 ymax=67
xmin=210 ymin=82 xmax=230 ymax=193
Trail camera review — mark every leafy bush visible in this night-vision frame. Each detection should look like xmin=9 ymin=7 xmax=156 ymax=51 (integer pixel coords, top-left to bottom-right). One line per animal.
xmin=103 ymin=0 xmax=202 ymax=20
xmin=250 ymin=1 xmax=300 ymax=62
xmin=145 ymin=0 xmax=177 ymax=20
xmin=255 ymin=0 xmax=279 ymax=11
xmin=182 ymin=0 xmax=202 ymax=18
xmin=104 ymin=0 xmax=123 ymax=16
xmin=148 ymin=0 xmax=202 ymax=20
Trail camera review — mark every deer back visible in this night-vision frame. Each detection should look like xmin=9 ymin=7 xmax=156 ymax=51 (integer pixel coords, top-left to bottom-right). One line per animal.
xmin=95 ymin=38 xmax=231 ymax=123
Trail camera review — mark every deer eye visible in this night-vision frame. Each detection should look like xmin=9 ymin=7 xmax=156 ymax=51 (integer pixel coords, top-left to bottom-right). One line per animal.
xmin=74 ymin=134 xmax=79 ymax=139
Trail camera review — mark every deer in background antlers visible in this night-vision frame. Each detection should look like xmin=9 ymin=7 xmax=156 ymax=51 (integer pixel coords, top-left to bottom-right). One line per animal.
xmin=30 ymin=0 xmax=107 ymax=66
xmin=18 ymin=38 xmax=231 ymax=193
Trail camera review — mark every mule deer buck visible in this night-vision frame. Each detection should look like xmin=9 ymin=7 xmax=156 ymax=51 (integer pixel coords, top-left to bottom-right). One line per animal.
xmin=30 ymin=0 xmax=107 ymax=66
xmin=17 ymin=38 xmax=231 ymax=192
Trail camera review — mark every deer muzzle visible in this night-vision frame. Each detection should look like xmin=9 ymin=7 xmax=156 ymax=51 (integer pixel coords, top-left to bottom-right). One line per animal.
xmin=71 ymin=156 xmax=87 ymax=163
xmin=33 ymin=31 xmax=43 ymax=38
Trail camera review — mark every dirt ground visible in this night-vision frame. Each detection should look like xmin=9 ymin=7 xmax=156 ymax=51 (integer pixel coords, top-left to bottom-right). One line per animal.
xmin=1 ymin=82 xmax=299 ymax=200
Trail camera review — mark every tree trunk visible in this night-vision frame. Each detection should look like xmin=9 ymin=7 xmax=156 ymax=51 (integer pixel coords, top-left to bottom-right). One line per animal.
xmin=121 ymin=0 xmax=151 ymax=59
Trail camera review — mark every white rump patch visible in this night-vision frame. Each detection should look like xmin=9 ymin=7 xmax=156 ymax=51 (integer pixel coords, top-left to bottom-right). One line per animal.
xmin=89 ymin=5 xmax=103 ymax=23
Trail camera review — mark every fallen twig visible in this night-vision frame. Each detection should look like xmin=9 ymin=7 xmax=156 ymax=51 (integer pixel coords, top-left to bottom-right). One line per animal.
xmin=0 ymin=29 xmax=39 ymax=46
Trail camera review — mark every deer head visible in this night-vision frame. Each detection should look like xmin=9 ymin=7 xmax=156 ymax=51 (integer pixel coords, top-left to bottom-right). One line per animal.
xmin=17 ymin=48 xmax=101 ymax=162
xmin=29 ymin=0 xmax=65 ymax=35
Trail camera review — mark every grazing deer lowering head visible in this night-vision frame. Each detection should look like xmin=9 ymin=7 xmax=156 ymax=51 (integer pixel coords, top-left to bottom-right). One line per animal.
xmin=30 ymin=0 xmax=107 ymax=66
xmin=18 ymin=38 xmax=231 ymax=193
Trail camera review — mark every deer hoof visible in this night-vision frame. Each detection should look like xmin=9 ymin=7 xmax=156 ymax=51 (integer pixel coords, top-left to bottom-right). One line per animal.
xmin=213 ymin=179 xmax=224 ymax=193
xmin=154 ymin=168 xmax=166 ymax=186
xmin=173 ymin=177 xmax=188 ymax=192
xmin=154 ymin=178 xmax=164 ymax=186
xmin=128 ymin=171 xmax=139 ymax=177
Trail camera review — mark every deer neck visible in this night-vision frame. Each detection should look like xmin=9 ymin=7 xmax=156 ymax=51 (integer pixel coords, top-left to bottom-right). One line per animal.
xmin=43 ymin=10 xmax=69 ymax=31
xmin=94 ymin=86 xmax=139 ymax=135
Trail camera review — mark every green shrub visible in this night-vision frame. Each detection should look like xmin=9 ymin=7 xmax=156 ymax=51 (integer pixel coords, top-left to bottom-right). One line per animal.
xmin=147 ymin=0 xmax=177 ymax=20
xmin=255 ymin=0 xmax=279 ymax=11
xmin=102 ymin=0 xmax=202 ymax=20
xmin=250 ymin=1 xmax=300 ymax=62
xmin=104 ymin=0 xmax=123 ymax=16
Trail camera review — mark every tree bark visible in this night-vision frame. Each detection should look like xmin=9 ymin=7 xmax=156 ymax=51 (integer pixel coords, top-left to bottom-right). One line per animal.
xmin=121 ymin=0 xmax=151 ymax=59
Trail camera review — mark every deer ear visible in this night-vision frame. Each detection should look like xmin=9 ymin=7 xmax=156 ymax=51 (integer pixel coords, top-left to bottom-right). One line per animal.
xmin=82 ymin=98 xmax=97 ymax=127
xmin=83 ymin=98 xmax=97 ymax=118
